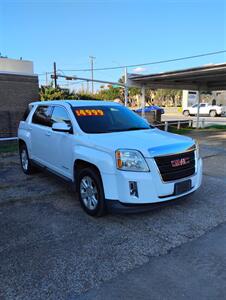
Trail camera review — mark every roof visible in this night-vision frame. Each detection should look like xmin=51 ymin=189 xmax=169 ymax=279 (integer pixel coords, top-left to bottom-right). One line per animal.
xmin=0 ymin=71 xmax=38 ymax=77
xmin=128 ymin=63 xmax=226 ymax=90
xmin=31 ymin=100 xmax=120 ymax=106
xmin=0 ymin=57 xmax=34 ymax=75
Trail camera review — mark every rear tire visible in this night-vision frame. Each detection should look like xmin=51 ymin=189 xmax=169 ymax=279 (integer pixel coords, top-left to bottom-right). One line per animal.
xmin=183 ymin=110 xmax=190 ymax=117
xmin=209 ymin=110 xmax=217 ymax=117
xmin=19 ymin=143 xmax=36 ymax=175
xmin=77 ymin=167 xmax=106 ymax=217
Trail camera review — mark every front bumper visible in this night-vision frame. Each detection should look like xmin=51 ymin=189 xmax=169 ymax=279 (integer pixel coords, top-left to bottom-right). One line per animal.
xmin=106 ymin=192 xmax=195 ymax=213
xmin=102 ymin=157 xmax=202 ymax=206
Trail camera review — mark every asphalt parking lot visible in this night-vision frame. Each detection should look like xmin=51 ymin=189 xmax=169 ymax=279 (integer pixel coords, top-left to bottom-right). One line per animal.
xmin=0 ymin=130 xmax=226 ymax=300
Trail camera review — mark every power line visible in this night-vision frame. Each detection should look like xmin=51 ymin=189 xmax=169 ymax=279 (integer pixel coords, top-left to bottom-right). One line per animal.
xmin=37 ymin=72 xmax=52 ymax=76
xmin=59 ymin=50 xmax=226 ymax=72
xmin=37 ymin=50 xmax=226 ymax=76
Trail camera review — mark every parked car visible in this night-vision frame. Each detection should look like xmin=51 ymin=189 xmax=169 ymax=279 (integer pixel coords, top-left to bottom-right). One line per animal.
xmin=18 ymin=100 xmax=202 ymax=217
xmin=183 ymin=103 xmax=226 ymax=117
xmin=135 ymin=105 xmax=164 ymax=123
xmin=135 ymin=105 xmax=165 ymax=114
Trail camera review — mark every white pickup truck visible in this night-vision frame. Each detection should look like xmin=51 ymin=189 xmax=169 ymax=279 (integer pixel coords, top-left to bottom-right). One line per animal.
xmin=18 ymin=100 xmax=202 ymax=216
xmin=183 ymin=103 xmax=226 ymax=117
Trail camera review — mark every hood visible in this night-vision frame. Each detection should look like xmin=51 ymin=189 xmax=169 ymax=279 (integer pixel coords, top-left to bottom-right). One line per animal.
xmin=88 ymin=128 xmax=195 ymax=157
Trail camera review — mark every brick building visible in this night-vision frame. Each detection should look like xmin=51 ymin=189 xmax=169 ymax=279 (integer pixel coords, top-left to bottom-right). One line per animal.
xmin=0 ymin=58 xmax=39 ymax=137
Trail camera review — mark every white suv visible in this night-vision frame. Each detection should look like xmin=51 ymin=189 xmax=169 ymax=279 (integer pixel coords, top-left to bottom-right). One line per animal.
xmin=18 ymin=100 xmax=202 ymax=216
xmin=183 ymin=103 xmax=225 ymax=117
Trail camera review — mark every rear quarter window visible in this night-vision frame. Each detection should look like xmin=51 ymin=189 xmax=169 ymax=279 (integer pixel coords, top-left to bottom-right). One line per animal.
xmin=21 ymin=106 xmax=32 ymax=121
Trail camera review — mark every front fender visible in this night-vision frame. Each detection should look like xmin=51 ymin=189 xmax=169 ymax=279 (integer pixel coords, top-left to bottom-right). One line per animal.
xmin=73 ymin=146 xmax=119 ymax=199
xmin=73 ymin=145 xmax=115 ymax=174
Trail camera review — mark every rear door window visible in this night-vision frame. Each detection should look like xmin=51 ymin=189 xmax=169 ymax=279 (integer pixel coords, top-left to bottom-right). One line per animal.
xmin=32 ymin=105 xmax=52 ymax=127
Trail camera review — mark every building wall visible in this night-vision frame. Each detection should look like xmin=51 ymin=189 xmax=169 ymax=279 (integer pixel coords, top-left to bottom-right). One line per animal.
xmin=182 ymin=90 xmax=226 ymax=109
xmin=0 ymin=73 xmax=39 ymax=137
xmin=212 ymin=91 xmax=226 ymax=105
xmin=0 ymin=57 xmax=34 ymax=74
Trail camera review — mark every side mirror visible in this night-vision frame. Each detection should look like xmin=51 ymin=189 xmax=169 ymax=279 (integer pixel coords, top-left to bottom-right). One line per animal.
xmin=52 ymin=122 xmax=72 ymax=133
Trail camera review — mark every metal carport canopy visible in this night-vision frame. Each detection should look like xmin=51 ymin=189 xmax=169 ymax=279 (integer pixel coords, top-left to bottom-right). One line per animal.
xmin=127 ymin=63 xmax=226 ymax=128
xmin=128 ymin=63 xmax=226 ymax=90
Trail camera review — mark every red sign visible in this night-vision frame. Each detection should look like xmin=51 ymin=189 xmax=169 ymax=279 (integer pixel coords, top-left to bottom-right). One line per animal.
xmin=171 ymin=157 xmax=190 ymax=167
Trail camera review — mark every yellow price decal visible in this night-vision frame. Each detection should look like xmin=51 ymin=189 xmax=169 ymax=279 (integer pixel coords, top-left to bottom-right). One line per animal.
xmin=75 ymin=109 xmax=104 ymax=117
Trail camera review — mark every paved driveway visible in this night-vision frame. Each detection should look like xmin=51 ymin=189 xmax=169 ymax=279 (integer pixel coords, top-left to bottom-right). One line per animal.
xmin=79 ymin=222 xmax=226 ymax=300
xmin=0 ymin=130 xmax=225 ymax=299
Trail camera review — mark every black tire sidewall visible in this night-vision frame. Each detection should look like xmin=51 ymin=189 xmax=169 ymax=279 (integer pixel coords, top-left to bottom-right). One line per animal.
xmin=77 ymin=168 xmax=106 ymax=217
xmin=19 ymin=144 xmax=32 ymax=175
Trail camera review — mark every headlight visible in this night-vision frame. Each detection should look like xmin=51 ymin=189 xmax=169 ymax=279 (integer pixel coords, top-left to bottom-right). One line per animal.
xmin=115 ymin=149 xmax=149 ymax=172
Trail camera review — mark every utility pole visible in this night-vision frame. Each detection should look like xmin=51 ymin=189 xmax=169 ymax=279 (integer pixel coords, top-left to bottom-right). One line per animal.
xmin=124 ymin=67 xmax=128 ymax=107
xmin=196 ymin=89 xmax=201 ymax=129
xmin=141 ymin=85 xmax=146 ymax=118
xmin=53 ymin=62 xmax=57 ymax=88
xmin=89 ymin=56 xmax=95 ymax=94
xmin=45 ymin=72 xmax=48 ymax=86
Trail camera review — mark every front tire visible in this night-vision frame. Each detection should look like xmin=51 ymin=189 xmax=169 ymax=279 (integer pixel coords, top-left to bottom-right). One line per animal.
xmin=209 ymin=110 xmax=217 ymax=117
xmin=19 ymin=143 xmax=36 ymax=175
xmin=77 ymin=167 xmax=106 ymax=217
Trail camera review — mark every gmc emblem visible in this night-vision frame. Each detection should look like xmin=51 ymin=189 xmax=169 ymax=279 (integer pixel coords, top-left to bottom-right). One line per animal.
xmin=171 ymin=157 xmax=190 ymax=167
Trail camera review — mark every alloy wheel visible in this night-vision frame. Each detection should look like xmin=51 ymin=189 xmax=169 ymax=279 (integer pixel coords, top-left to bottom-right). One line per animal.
xmin=21 ymin=149 xmax=29 ymax=171
xmin=80 ymin=176 xmax=99 ymax=210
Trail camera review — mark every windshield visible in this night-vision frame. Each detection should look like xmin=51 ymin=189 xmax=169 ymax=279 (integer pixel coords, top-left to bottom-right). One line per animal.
xmin=72 ymin=105 xmax=153 ymax=134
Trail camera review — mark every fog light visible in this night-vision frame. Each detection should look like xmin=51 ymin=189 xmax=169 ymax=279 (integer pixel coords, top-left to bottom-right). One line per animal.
xmin=129 ymin=181 xmax=138 ymax=197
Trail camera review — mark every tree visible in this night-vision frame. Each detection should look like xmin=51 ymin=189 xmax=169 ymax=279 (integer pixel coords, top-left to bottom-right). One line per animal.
xmin=39 ymin=84 xmax=99 ymax=101
xmin=39 ymin=83 xmax=77 ymax=101
xmin=76 ymin=91 xmax=100 ymax=100
xmin=95 ymin=85 xmax=122 ymax=101
xmin=153 ymin=89 xmax=182 ymax=106
xmin=39 ymin=81 xmax=182 ymax=107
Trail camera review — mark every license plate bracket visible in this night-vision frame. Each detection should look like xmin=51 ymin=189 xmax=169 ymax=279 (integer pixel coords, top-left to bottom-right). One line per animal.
xmin=174 ymin=179 xmax=192 ymax=195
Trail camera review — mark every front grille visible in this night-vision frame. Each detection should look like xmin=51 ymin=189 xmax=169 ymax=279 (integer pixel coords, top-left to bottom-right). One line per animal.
xmin=154 ymin=150 xmax=195 ymax=182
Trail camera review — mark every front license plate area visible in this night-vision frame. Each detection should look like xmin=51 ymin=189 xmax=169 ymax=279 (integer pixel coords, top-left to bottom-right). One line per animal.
xmin=174 ymin=179 xmax=192 ymax=195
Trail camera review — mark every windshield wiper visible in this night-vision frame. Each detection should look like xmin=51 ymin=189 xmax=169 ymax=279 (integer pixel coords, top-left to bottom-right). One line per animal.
xmin=123 ymin=127 xmax=150 ymax=131
xmin=91 ymin=127 xmax=151 ymax=133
